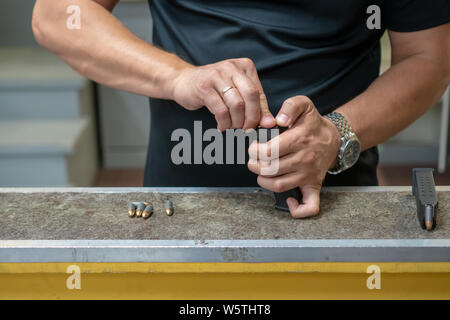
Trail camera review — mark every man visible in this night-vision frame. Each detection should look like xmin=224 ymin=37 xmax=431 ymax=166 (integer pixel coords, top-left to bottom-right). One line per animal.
xmin=32 ymin=0 xmax=450 ymax=217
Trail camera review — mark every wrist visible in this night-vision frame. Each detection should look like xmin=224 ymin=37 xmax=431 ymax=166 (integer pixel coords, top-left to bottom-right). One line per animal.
xmin=324 ymin=111 xmax=361 ymax=174
xmin=157 ymin=53 xmax=193 ymax=100
xmin=323 ymin=116 xmax=342 ymax=170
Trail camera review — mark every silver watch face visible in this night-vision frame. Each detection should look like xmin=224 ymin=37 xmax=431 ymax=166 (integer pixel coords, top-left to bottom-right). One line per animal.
xmin=341 ymin=136 xmax=361 ymax=169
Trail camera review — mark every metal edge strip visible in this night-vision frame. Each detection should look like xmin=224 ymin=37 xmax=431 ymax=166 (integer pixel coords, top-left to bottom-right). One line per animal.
xmin=1 ymin=186 xmax=450 ymax=193
xmin=1 ymin=239 xmax=449 ymax=263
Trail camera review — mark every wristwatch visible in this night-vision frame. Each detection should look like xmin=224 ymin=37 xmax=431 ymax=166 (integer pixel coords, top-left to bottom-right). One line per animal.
xmin=324 ymin=112 xmax=361 ymax=175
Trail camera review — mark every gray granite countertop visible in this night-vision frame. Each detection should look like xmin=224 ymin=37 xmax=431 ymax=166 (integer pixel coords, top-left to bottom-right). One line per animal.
xmin=0 ymin=187 xmax=448 ymax=240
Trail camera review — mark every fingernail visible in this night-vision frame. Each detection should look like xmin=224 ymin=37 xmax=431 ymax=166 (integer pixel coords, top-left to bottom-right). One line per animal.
xmin=276 ymin=113 xmax=289 ymax=126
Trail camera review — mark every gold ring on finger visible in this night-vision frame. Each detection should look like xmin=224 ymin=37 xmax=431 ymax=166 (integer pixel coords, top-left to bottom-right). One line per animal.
xmin=222 ymin=85 xmax=236 ymax=95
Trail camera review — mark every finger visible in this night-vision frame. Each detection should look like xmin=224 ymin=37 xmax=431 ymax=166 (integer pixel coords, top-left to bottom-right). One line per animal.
xmin=247 ymin=75 xmax=276 ymax=128
xmin=276 ymin=96 xmax=313 ymax=127
xmin=248 ymin=135 xmax=281 ymax=161
xmin=232 ymin=72 xmax=261 ymax=131
xmin=239 ymin=60 xmax=276 ymax=128
xmin=248 ymin=158 xmax=281 ymax=177
xmin=214 ymin=79 xmax=245 ymax=129
xmin=258 ymin=93 xmax=276 ymax=128
xmin=249 ymin=130 xmax=302 ymax=160
xmin=257 ymin=172 xmax=302 ymax=193
xmin=223 ymin=88 xmax=245 ymax=128
xmin=248 ymin=152 xmax=300 ymax=177
xmin=203 ymin=89 xmax=232 ymax=131
xmin=286 ymin=185 xmax=320 ymax=218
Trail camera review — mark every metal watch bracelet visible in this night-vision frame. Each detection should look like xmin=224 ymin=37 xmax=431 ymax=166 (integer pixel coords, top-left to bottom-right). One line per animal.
xmin=324 ymin=112 xmax=361 ymax=175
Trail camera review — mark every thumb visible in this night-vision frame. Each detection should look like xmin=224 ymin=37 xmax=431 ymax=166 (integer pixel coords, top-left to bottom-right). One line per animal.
xmin=276 ymin=96 xmax=312 ymax=128
xmin=286 ymin=185 xmax=321 ymax=218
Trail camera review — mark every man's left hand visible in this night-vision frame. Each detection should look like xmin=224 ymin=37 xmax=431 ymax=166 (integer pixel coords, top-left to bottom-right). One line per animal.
xmin=248 ymin=95 xmax=342 ymax=218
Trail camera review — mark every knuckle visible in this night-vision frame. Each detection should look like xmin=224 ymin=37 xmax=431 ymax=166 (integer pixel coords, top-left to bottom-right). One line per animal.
xmin=207 ymin=68 xmax=220 ymax=79
xmin=303 ymin=151 xmax=318 ymax=164
xmin=244 ymin=86 xmax=259 ymax=99
xmin=240 ymin=57 xmax=255 ymax=68
xmin=273 ymin=180 xmax=285 ymax=193
xmin=300 ymin=96 xmax=315 ymax=112
xmin=292 ymin=133 xmax=309 ymax=148
xmin=216 ymin=108 xmax=229 ymax=119
xmin=299 ymin=95 xmax=312 ymax=104
xmin=231 ymin=99 xmax=245 ymax=110
xmin=284 ymin=97 xmax=297 ymax=106
xmin=221 ymin=60 xmax=235 ymax=70
xmin=310 ymin=205 xmax=320 ymax=216
xmin=197 ymin=80 xmax=209 ymax=92
xmin=197 ymin=78 xmax=212 ymax=92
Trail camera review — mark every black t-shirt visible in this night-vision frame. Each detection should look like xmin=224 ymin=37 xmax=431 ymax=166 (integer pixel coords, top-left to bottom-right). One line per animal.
xmin=145 ymin=0 xmax=449 ymax=187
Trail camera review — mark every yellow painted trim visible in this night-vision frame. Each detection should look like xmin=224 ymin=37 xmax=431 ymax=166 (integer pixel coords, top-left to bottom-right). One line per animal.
xmin=1 ymin=272 xmax=449 ymax=300
xmin=1 ymin=262 xmax=450 ymax=299
xmin=1 ymin=262 xmax=450 ymax=274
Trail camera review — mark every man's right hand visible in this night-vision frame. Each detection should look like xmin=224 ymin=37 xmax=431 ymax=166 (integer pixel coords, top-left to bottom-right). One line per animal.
xmin=32 ymin=2 xmax=275 ymax=131
xmin=170 ymin=58 xmax=276 ymax=131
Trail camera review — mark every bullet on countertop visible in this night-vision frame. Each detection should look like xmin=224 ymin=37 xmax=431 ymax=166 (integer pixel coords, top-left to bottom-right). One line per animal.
xmin=136 ymin=202 xmax=146 ymax=217
xmin=165 ymin=200 xmax=174 ymax=216
xmin=142 ymin=204 xmax=153 ymax=219
xmin=128 ymin=203 xmax=137 ymax=217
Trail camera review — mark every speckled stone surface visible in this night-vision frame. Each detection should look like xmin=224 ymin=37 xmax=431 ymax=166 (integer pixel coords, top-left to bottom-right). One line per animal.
xmin=0 ymin=190 xmax=448 ymax=240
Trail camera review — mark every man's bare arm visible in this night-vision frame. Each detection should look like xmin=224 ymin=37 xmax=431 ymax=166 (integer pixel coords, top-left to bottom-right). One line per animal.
xmin=32 ymin=0 xmax=188 ymax=100
xmin=337 ymin=23 xmax=450 ymax=151
xmin=32 ymin=0 xmax=275 ymax=130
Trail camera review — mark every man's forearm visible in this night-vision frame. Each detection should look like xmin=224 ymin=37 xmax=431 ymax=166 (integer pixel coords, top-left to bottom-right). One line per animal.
xmin=337 ymin=29 xmax=450 ymax=152
xmin=32 ymin=0 xmax=190 ymax=99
